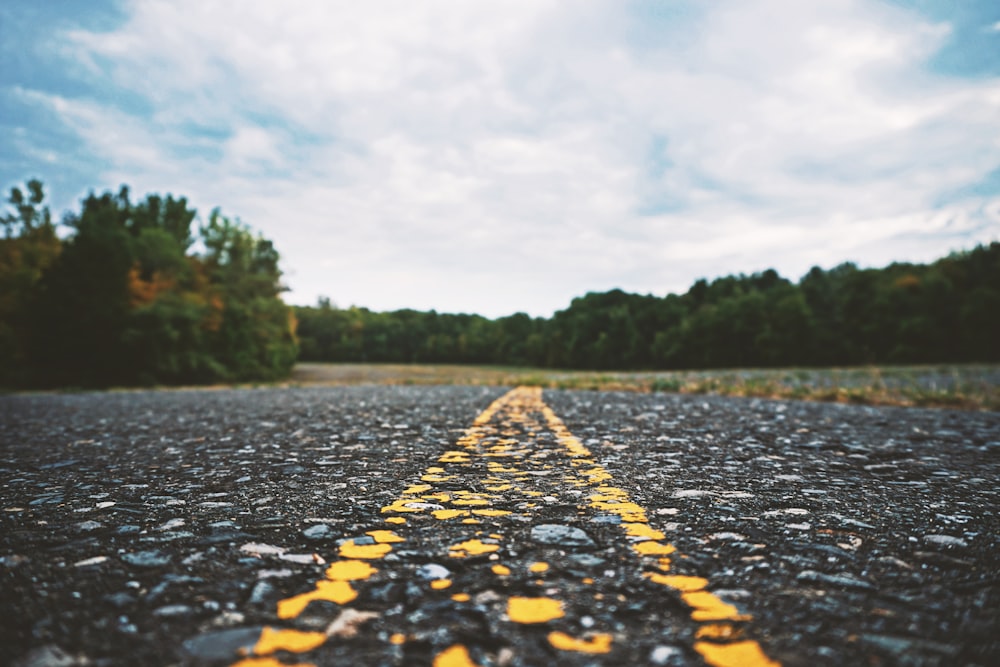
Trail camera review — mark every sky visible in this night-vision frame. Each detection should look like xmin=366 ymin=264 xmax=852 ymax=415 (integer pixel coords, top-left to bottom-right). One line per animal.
xmin=2 ymin=0 xmax=999 ymax=318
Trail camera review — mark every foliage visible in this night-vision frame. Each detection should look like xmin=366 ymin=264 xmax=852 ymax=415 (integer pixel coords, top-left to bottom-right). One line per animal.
xmin=296 ymin=244 xmax=1000 ymax=370
xmin=0 ymin=180 xmax=296 ymax=388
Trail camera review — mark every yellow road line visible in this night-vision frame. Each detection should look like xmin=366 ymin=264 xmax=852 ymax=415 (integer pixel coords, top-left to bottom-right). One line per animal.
xmin=232 ymin=387 xmax=779 ymax=667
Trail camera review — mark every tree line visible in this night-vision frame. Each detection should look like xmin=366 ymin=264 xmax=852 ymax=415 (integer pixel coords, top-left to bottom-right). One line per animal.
xmin=1 ymin=180 xmax=296 ymax=388
xmin=296 ymin=243 xmax=1000 ymax=369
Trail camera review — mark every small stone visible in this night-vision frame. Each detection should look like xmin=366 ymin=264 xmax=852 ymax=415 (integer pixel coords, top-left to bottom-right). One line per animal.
xmin=530 ymin=524 xmax=595 ymax=549
xmin=923 ymin=534 xmax=968 ymax=548
xmin=257 ymin=569 xmax=294 ymax=579
xmin=280 ymin=553 xmax=325 ymax=564
xmin=75 ymin=520 xmax=103 ymax=532
xmin=673 ymin=489 xmax=712 ymax=498
xmin=325 ymin=609 xmax=379 ymax=638
xmin=153 ymin=604 xmax=194 ymax=618
xmin=828 ymin=514 xmax=876 ymax=530
xmin=797 ymin=570 xmax=874 ymax=591
xmin=12 ymin=644 xmax=78 ymax=667
xmin=415 ymin=563 xmax=451 ymax=580
xmin=249 ymin=581 xmax=274 ymax=605
xmin=706 ymin=532 xmax=746 ymax=541
xmin=240 ymin=542 xmax=285 ymax=557
xmin=74 ymin=556 xmax=108 ymax=567
xmin=122 ymin=550 xmax=171 ymax=568
xmin=181 ymin=627 xmax=263 ymax=662
xmin=650 ymin=644 xmax=684 ymax=665
xmin=303 ymin=524 xmax=333 ymax=540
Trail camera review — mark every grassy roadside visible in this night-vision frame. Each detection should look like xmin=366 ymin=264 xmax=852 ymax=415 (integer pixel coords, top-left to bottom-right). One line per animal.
xmin=289 ymin=362 xmax=1000 ymax=411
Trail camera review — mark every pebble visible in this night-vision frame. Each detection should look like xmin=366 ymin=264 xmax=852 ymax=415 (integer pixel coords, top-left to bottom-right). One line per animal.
xmin=12 ymin=644 xmax=78 ymax=667
xmin=530 ymin=524 xmax=596 ymax=548
xmin=649 ymin=644 xmax=685 ymax=665
xmin=302 ymin=523 xmax=333 ymax=539
xmin=673 ymin=489 xmax=712 ymax=498
xmin=923 ymin=534 xmax=968 ymax=548
xmin=74 ymin=520 xmax=103 ymax=532
xmin=415 ymin=563 xmax=451 ymax=580
xmin=121 ymin=550 xmax=171 ymax=568
xmin=153 ymin=604 xmax=194 ymax=618
xmin=797 ymin=570 xmax=875 ymax=591
xmin=706 ymin=532 xmax=746 ymax=541
xmin=181 ymin=627 xmax=263 ymax=662
xmin=73 ymin=556 xmax=108 ymax=567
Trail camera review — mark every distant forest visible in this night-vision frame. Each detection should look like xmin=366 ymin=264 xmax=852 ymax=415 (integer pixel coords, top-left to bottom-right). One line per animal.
xmin=297 ymin=243 xmax=1000 ymax=370
xmin=3 ymin=180 xmax=998 ymax=389
xmin=1 ymin=180 xmax=296 ymax=388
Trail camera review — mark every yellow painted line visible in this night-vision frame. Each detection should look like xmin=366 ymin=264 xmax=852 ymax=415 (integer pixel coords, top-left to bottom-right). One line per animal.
xmin=548 ymin=631 xmax=614 ymax=654
xmin=232 ymin=387 xmax=779 ymax=666
xmin=507 ymin=596 xmax=565 ymax=623
xmin=433 ymin=644 xmax=481 ymax=667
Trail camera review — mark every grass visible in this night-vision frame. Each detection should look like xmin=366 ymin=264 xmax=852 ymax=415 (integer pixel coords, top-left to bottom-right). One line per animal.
xmin=289 ymin=362 xmax=1000 ymax=411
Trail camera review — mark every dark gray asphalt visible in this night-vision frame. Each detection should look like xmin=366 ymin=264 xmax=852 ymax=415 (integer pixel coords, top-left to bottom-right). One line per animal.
xmin=0 ymin=385 xmax=997 ymax=666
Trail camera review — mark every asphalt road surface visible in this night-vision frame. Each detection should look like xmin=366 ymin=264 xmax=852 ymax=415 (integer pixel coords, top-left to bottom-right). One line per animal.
xmin=1 ymin=384 xmax=997 ymax=667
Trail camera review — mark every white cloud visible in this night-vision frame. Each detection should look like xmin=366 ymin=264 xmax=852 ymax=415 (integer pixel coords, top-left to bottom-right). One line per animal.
xmin=21 ymin=0 xmax=1000 ymax=316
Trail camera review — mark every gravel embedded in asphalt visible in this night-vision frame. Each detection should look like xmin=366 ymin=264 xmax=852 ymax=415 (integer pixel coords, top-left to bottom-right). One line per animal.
xmin=0 ymin=385 xmax=997 ymax=666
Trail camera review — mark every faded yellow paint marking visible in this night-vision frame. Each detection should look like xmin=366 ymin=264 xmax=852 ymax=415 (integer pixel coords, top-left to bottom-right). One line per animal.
xmin=254 ymin=626 xmax=327 ymax=654
xmin=380 ymin=499 xmax=423 ymax=513
xmin=449 ymin=538 xmax=499 ymax=557
xmin=694 ymin=640 xmax=781 ymax=667
xmin=622 ymin=523 xmax=667 ymax=540
xmin=433 ymin=644 xmax=481 ymax=667
xmin=548 ymin=631 xmax=613 ymax=654
xmin=696 ymin=623 xmax=743 ymax=641
xmin=632 ymin=541 xmax=677 ymax=556
xmin=529 ymin=561 xmax=549 ymax=573
xmin=366 ymin=530 xmax=405 ymax=543
xmin=461 ymin=518 xmax=481 ymax=524
xmin=389 ymin=633 xmax=406 ymax=645
xmin=242 ymin=386 xmax=779 ymax=667
xmin=339 ymin=541 xmax=393 ymax=559
xmin=430 ymin=579 xmax=452 ymax=590
xmin=277 ymin=580 xmax=357 ymax=617
xmin=582 ymin=577 xmax=594 ymax=584
xmin=644 ymin=573 xmax=708 ymax=592
xmin=325 ymin=560 xmax=377 ymax=581
xmin=507 ymin=596 xmax=564 ymax=624
xmin=232 ymin=658 xmax=316 ymax=667
xmin=533 ymin=387 xmax=779 ymax=665
xmin=683 ymin=591 xmax=750 ymax=622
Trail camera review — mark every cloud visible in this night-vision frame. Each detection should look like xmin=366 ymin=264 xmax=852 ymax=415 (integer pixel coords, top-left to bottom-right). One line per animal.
xmin=12 ymin=0 xmax=1000 ymax=316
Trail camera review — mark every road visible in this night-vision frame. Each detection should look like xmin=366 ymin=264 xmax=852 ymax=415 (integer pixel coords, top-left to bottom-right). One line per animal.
xmin=1 ymin=384 xmax=997 ymax=666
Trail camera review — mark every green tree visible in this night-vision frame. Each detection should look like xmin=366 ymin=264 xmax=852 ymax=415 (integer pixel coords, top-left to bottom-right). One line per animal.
xmin=0 ymin=180 xmax=62 ymax=384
